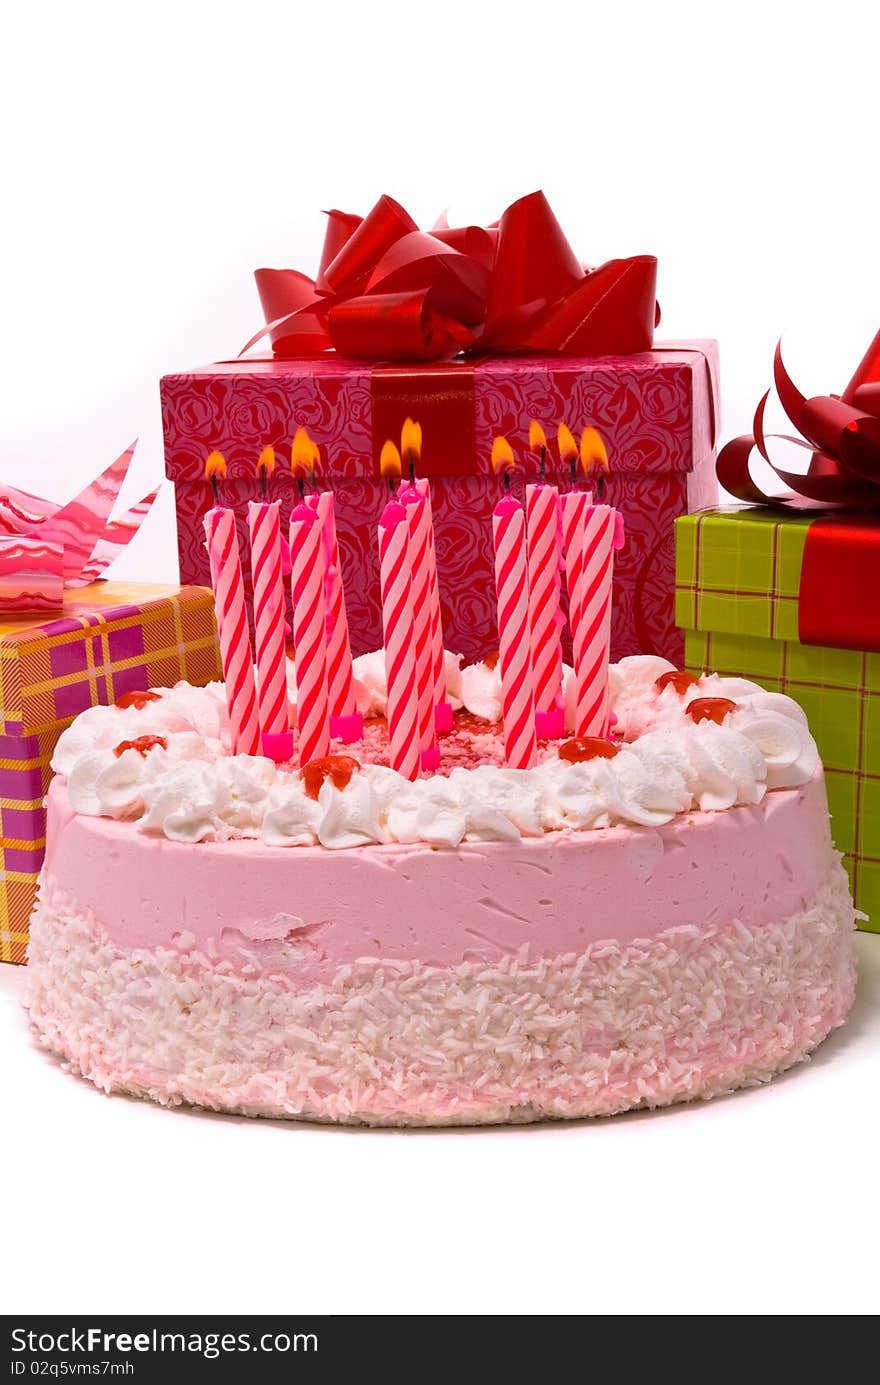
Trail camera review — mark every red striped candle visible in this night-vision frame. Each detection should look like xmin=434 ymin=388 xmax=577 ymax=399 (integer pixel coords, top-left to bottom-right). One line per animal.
xmin=203 ymin=504 xmax=260 ymax=757
xmin=401 ymin=420 xmax=447 ymax=729
xmin=525 ymin=478 xmax=564 ymax=728
xmin=378 ymin=499 xmax=421 ymax=781
xmin=399 ymin=481 xmax=438 ymax=765
xmin=493 ymin=488 xmax=537 ymax=770
xmin=248 ymin=479 xmax=291 ymax=757
xmin=289 ymin=501 xmax=331 ymax=766
xmin=415 ymin=477 xmax=449 ymax=725
xmin=314 ymin=490 xmax=360 ymax=739
xmin=564 ymin=494 xmax=615 ymax=737
xmin=293 ymin=426 xmax=361 ymax=743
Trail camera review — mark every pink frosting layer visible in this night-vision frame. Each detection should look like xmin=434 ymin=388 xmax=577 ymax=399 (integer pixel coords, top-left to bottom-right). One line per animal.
xmin=43 ymin=773 xmax=834 ymax=985
xmin=25 ymin=862 xmax=856 ymax=1124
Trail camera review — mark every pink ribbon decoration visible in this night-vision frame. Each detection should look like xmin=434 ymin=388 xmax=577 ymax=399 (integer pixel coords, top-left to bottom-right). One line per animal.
xmin=0 ymin=442 xmax=157 ymax=614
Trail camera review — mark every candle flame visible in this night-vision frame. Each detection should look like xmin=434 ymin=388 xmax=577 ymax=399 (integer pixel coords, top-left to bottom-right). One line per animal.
xmin=380 ymin=440 xmax=402 ymax=480
xmin=401 ymin=417 xmax=422 ymax=463
xmin=529 ymin=420 xmax=547 ymax=454
xmin=256 ymin=445 xmax=276 ymax=478
xmin=204 ymin=450 xmax=228 ymax=481
xmin=291 ymin=426 xmax=317 ymax=479
xmin=579 ymin=427 xmax=610 ymax=479
xmin=557 ymin=424 xmax=578 ymax=466
xmin=491 ymin=435 xmax=515 ymax=475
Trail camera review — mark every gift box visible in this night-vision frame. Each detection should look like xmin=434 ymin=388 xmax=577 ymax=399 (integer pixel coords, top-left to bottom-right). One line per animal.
xmin=675 ymin=506 xmax=880 ymax=933
xmin=0 ymin=582 xmax=221 ymax=963
xmin=161 ymin=343 xmax=720 ymax=666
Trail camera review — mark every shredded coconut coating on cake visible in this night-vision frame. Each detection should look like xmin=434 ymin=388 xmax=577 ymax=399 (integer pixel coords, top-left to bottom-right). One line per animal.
xmin=50 ymin=654 xmax=821 ymax=851
xmin=25 ymin=861 xmax=856 ymax=1126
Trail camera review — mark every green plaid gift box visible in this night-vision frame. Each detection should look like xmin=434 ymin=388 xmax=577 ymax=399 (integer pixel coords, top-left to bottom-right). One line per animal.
xmin=676 ymin=506 xmax=879 ymax=932
xmin=0 ymin=582 xmax=221 ymax=963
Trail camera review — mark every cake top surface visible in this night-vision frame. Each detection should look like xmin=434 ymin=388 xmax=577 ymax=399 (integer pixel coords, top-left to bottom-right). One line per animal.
xmin=51 ymin=653 xmax=819 ymax=851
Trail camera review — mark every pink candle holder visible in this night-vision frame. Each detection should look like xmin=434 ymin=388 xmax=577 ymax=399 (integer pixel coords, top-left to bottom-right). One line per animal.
xmin=535 ymin=706 xmax=565 ymax=740
xmin=261 ymin=730 xmax=294 ymax=763
xmin=434 ymin=702 xmax=454 ymax=732
xmin=420 ymin=746 xmax=441 ymax=772
xmin=330 ymin=712 xmax=363 ymax=744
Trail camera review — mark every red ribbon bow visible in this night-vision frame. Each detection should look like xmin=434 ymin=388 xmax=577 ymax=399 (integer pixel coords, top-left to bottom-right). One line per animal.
xmin=242 ymin=191 xmax=659 ymax=364
xmin=717 ymin=330 xmax=880 ymax=508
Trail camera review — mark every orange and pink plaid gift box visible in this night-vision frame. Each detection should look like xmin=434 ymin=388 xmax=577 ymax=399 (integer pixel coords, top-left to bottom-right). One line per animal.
xmin=0 ymin=582 xmax=220 ymax=963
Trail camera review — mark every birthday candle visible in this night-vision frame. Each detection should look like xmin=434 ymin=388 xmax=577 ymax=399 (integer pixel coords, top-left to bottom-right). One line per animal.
xmin=398 ymin=420 xmax=439 ymax=766
xmin=491 ymin=437 xmax=537 ymax=770
xmin=525 ymin=421 xmax=564 ymax=737
xmin=289 ymin=499 xmax=331 ymax=766
xmin=562 ymin=428 xmax=617 ymax=738
xmin=415 ymin=477 xmax=449 ymax=726
xmin=247 ymin=447 xmax=292 ymax=758
xmin=293 ymin=428 xmax=361 ymax=742
xmin=378 ymin=497 xmax=421 ymax=781
xmin=203 ymin=452 xmax=260 ymax=757
xmin=399 ymin=421 xmax=446 ymax=719
xmin=314 ymin=490 xmax=360 ymax=734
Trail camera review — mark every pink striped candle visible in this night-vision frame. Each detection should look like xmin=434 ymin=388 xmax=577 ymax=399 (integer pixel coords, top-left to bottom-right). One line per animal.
xmin=313 ymin=490 xmax=360 ymax=741
xmin=293 ymin=429 xmax=354 ymax=733
xmin=564 ymin=493 xmax=615 ymax=737
xmin=400 ymin=419 xmax=448 ymax=733
xmin=289 ymin=500 xmax=331 ymax=766
xmin=399 ymin=480 xmax=439 ymax=768
xmin=203 ymin=483 xmax=261 ymax=756
xmin=414 ymin=477 xmax=450 ymax=731
xmin=492 ymin=466 xmax=537 ymax=770
xmin=378 ymin=499 xmax=421 ymax=781
xmin=525 ymin=475 xmax=564 ymax=737
xmin=248 ymin=486 xmax=292 ymax=760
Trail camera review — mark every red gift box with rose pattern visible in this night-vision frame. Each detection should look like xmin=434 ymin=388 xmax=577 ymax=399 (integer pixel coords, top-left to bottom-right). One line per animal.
xmin=161 ymin=344 xmax=719 ymax=666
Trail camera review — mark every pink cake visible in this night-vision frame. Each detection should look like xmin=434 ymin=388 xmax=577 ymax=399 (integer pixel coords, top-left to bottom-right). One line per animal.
xmin=25 ymin=654 xmax=857 ymax=1125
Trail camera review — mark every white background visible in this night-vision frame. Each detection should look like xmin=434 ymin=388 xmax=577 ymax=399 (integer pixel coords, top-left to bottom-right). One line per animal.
xmin=2 ymin=0 xmax=879 ymax=1316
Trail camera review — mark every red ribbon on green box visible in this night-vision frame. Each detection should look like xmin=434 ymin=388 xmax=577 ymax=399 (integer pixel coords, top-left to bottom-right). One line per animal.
xmin=717 ymin=330 xmax=880 ymax=654
xmin=798 ymin=516 xmax=880 ymax=652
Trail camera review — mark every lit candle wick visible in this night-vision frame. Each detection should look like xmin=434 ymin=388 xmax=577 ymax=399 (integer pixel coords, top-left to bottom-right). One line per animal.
xmin=381 ymin=439 xmax=403 ymax=497
xmin=539 ymin=446 xmax=546 ymax=481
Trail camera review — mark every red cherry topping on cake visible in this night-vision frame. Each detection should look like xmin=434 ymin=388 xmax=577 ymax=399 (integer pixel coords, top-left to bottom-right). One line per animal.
xmin=558 ymin=737 xmax=620 ymax=763
xmin=113 ymin=734 xmax=168 ymax=759
xmin=684 ymin=697 xmax=738 ymax=725
xmin=301 ymin=755 xmax=361 ymax=801
xmin=655 ymin=670 xmax=701 ymax=696
xmin=114 ymin=689 xmax=161 ymax=710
